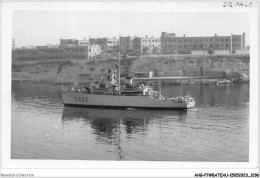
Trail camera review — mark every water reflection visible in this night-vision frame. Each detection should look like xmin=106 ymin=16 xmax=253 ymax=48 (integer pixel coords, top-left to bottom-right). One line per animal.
xmin=62 ymin=106 xmax=188 ymax=160
xmin=11 ymin=83 xmax=249 ymax=161
xmin=62 ymin=106 xmax=188 ymax=123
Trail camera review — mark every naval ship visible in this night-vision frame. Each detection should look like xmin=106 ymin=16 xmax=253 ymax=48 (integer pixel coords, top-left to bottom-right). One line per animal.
xmin=62 ymin=53 xmax=195 ymax=109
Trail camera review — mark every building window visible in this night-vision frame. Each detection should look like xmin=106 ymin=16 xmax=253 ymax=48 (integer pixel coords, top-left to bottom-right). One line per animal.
xmin=199 ymin=39 xmax=203 ymax=42
xmin=215 ymin=38 xmax=219 ymax=42
xmin=226 ymin=44 xmax=229 ymax=47
xmin=226 ymin=39 xmax=229 ymax=42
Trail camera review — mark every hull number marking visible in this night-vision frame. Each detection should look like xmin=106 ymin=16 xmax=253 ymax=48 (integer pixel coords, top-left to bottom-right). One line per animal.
xmin=74 ymin=96 xmax=88 ymax=103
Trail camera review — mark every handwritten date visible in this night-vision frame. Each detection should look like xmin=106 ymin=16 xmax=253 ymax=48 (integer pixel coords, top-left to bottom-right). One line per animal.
xmin=223 ymin=1 xmax=253 ymax=8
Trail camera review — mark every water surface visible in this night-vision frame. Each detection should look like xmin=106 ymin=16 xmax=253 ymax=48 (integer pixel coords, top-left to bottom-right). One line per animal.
xmin=11 ymin=83 xmax=249 ymax=161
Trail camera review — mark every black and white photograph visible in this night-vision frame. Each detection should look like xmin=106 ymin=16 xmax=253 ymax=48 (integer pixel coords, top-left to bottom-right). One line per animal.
xmin=1 ymin=1 xmax=259 ymax=177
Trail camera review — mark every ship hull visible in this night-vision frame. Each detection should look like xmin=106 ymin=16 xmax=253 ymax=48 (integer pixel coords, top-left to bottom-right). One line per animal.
xmin=62 ymin=91 xmax=195 ymax=109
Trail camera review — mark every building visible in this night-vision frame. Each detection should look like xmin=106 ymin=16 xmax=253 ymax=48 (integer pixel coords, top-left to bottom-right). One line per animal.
xmin=76 ymin=38 xmax=90 ymax=46
xmin=12 ymin=38 xmax=15 ymax=49
xmin=119 ymin=36 xmax=161 ymax=55
xmin=140 ymin=36 xmax=161 ymax=54
xmin=89 ymin=37 xmax=119 ymax=53
xmin=12 ymin=46 xmax=43 ymax=62
xmin=63 ymin=44 xmax=101 ymax=60
xmin=119 ymin=36 xmax=134 ymax=54
xmin=107 ymin=37 xmax=120 ymax=53
xmin=12 ymin=44 xmax=101 ymax=62
xmin=87 ymin=45 xmax=102 ymax=58
xmin=119 ymin=36 xmax=142 ymax=55
xmin=161 ymin=32 xmax=246 ymax=54
xmin=59 ymin=39 xmax=77 ymax=46
xmin=59 ymin=38 xmax=90 ymax=46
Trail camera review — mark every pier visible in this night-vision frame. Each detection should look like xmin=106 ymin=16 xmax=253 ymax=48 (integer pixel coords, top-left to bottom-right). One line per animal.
xmin=132 ymin=76 xmax=204 ymax=82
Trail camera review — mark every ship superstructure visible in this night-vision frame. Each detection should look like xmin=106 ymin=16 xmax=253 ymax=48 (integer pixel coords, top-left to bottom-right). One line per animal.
xmin=62 ymin=53 xmax=195 ymax=109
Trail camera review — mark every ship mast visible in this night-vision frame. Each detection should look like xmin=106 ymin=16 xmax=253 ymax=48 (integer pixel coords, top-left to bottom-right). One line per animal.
xmin=118 ymin=51 xmax=121 ymax=95
xmin=159 ymin=61 xmax=162 ymax=96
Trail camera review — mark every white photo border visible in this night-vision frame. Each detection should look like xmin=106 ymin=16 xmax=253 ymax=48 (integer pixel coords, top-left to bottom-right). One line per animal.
xmin=1 ymin=1 xmax=259 ymax=177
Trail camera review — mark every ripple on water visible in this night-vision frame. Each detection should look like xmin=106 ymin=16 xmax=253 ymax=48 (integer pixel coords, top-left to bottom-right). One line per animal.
xmin=11 ymin=83 xmax=249 ymax=161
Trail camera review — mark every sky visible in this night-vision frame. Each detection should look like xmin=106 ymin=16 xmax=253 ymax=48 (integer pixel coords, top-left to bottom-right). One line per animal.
xmin=12 ymin=11 xmax=250 ymax=47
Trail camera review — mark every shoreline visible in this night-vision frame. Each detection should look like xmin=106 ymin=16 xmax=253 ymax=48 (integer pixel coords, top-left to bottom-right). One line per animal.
xmin=12 ymin=77 xmax=249 ymax=86
xmin=12 ymin=54 xmax=250 ymax=86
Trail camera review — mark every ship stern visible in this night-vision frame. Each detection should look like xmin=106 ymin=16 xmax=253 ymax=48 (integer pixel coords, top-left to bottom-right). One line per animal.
xmin=186 ymin=101 xmax=196 ymax=109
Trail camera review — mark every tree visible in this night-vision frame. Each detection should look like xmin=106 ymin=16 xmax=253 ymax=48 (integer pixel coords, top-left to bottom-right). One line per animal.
xmin=207 ymin=48 xmax=214 ymax=68
xmin=207 ymin=48 xmax=214 ymax=55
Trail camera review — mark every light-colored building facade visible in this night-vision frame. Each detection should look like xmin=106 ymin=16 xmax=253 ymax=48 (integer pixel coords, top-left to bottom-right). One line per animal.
xmin=140 ymin=36 xmax=161 ymax=54
xmin=161 ymin=32 xmax=246 ymax=54
xmin=87 ymin=44 xmax=102 ymax=59
xmin=12 ymin=45 xmax=101 ymax=61
xmin=107 ymin=37 xmax=120 ymax=53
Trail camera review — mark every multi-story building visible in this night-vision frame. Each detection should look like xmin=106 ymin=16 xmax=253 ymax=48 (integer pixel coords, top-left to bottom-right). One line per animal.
xmin=107 ymin=37 xmax=120 ymax=53
xmin=89 ymin=37 xmax=119 ymax=53
xmin=120 ymin=36 xmax=161 ymax=55
xmin=140 ymin=36 xmax=161 ymax=54
xmin=119 ymin=36 xmax=133 ymax=54
xmin=12 ymin=44 xmax=101 ymax=62
xmin=119 ymin=36 xmax=141 ymax=55
xmin=76 ymin=39 xmax=90 ymax=46
xmin=59 ymin=39 xmax=77 ymax=46
xmin=161 ymin=32 xmax=245 ymax=54
xmin=59 ymin=38 xmax=90 ymax=46
xmin=12 ymin=39 xmax=16 ymax=49
xmin=87 ymin=45 xmax=102 ymax=59
xmin=12 ymin=46 xmax=44 ymax=61
xmin=63 ymin=45 xmax=100 ymax=60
